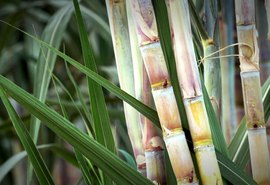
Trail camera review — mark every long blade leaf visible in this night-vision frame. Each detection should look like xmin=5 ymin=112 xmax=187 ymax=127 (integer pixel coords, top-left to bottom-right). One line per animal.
xmin=28 ymin=5 xmax=73 ymax=183
xmin=0 ymin=144 xmax=78 ymax=182
xmin=0 ymin=88 xmax=54 ymax=185
xmin=30 ymin=1 xmax=73 ymax=143
xmin=0 ymin=75 xmax=153 ymax=185
xmin=0 ymin=20 xmax=160 ymax=127
xmin=72 ymin=2 xmax=116 ymax=182
xmin=216 ymin=150 xmax=257 ymax=185
xmin=52 ymin=78 xmax=94 ymax=185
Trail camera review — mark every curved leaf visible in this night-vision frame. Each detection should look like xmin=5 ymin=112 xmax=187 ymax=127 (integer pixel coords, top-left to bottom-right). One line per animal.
xmin=0 ymin=75 xmax=153 ymax=185
xmin=72 ymin=0 xmax=115 ymax=157
xmin=30 ymin=2 xmax=73 ymax=143
xmin=118 ymin=149 xmax=136 ymax=170
xmin=216 ymin=150 xmax=257 ymax=185
xmin=0 ymin=21 xmax=160 ymax=127
xmin=53 ymin=78 xmax=96 ymax=185
xmin=0 ymin=144 xmax=77 ymax=182
xmin=28 ymin=4 xmax=73 ymax=183
xmin=0 ymin=89 xmax=54 ymax=185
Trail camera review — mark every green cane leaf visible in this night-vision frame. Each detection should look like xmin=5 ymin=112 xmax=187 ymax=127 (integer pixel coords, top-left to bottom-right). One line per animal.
xmin=0 ymin=74 xmax=154 ymax=185
xmin=0 ymin=88 xmax=54 ymax=185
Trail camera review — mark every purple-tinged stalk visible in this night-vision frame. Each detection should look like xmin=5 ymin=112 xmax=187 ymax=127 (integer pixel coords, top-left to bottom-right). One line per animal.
xmin=138 ymin=67 xmax=167 ymax=184
xmin=126 ymin=1 xmax=167 ymax=183
xmin=129 ymin=0 xmax=198 ymax=184
xmin=235 ymin=0 xmax=270 ymax=184
xmin=167 ymin=0 xmax=222 ymax=184
xmin=105 ymin=0 xmax=146 ymax=175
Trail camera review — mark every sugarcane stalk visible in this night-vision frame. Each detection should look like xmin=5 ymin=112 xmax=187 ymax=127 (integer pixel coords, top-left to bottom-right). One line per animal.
xmin=167 ymin=0 xmax=222 ymax=184
xmin=203 ymin=0 xmax=221 ymax=120
xmin=140 ymin=68 xmax=167 ymax=184
xmin=105 ymin=0 xmax=146 ymax=175
xmin=126 ymin=1 xmax=167 ymax=183
xmin=219 ymin=0 xmax=237 ymax=144
xmin=235 ymin=0 xmax=270 ymax=184
xmin=129 ymin=0 xmax=198 ymax=184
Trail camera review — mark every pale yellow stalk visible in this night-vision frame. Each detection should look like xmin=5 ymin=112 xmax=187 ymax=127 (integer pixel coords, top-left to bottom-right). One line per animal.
xmin=235 ymin=0 xmax=270 ymax=184
xmin=167 ymin=0 xmax=222 ymax=184
xmin=105 ymin=0 xmax=146 ymax=175
xmin=129 ymin=0 xmax=198 ymax=184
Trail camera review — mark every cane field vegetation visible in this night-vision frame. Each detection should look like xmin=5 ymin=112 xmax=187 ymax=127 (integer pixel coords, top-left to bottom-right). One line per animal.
xmin=0 ymin=0 xmax=270 ymax=184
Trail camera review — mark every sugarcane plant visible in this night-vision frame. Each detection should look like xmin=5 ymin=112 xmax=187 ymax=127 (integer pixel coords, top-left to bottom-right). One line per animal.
xmin=1 ymin=0 xmax=270 ymax=185
xmin=166 ymin=0 xmax=223 ymax=184
xmin=105 ymin=0 xmax=147 ymax=176
xmin=128 ymin=0 xmax=198 ymax=184
xmin=235 ymin=0 xmax=270 ymax=184
xmin=126 ymin=1 xmax=167 ymax=183
xmin=106 ymin=0 xmax=167 ymax=183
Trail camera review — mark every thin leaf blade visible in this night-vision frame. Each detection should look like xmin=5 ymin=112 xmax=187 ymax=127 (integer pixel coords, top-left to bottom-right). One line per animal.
xmin=0 ymin=20 xmax=160 ymax=130
xmin=0 ymin=88 xmax=54 ymax=185
xmin=72 ymin=0 xmax=115 ymax=157
xmin=0 ymin=75 xmax=154 ymax=185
